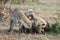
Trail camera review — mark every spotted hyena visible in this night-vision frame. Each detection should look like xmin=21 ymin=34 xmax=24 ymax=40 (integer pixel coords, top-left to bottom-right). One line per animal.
xmin=25 ymin=9 xmax=41 ymax=33
xmin=8 ymin=8 xmax=32 ymax=33
xmin=25 ymin=9 xmax=50 ymax=34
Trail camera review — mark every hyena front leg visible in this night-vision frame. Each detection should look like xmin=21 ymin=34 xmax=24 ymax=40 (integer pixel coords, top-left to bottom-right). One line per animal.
xmin=19 ymin=21 xmax=27 ymax=33
xmin=37 ymin=24 xmax=42 ymax=34
xmin=38 ymin=26 xmax=42 ymax=34
xmin=22 ymin=26 xmax=27 ymax=33
xmin=8 ymin=20 xmax=15 ymax=32
xmin=19 ymin=22 xmax=23 ymax=33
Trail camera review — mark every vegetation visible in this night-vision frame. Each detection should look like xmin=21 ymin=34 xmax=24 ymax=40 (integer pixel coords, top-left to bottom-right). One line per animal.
xmin=11 ymin=0 xmax=39 ymax=4
xmin=11 ymin=0 xmax=21 ymax=4
xmin=49 ymin=12 xmax=60 ymax=34
xmin=51 ymin=22 xmax=60 ymax=34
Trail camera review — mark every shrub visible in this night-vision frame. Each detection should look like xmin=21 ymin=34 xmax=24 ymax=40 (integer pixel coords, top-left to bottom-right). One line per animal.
xmin=51 ymin=22 xmax=60 ymax=34
xmin=11 ymin=0 xmax=20 ymax=4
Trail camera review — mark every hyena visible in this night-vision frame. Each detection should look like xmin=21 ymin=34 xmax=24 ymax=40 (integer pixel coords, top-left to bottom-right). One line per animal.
xmin=25 ymin=9 xmax=41 ymax=33
xmin=25 ymin=9 xmax=50 ymax=34
xmin=8 ymin=8 xmax=32 ymax=33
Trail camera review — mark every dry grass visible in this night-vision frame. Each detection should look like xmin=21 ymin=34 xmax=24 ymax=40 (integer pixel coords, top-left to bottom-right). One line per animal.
xmin=0 ymin=0 xmax=60 ymax=40
xmin=0 ymin=32 xmax=60 ymax=40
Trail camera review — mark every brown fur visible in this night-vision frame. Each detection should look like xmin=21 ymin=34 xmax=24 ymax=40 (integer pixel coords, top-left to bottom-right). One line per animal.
xmin=34 ymin=16 xmax=47 ymax=28
xmin=19 ymin=10 xmax=32 ymax=28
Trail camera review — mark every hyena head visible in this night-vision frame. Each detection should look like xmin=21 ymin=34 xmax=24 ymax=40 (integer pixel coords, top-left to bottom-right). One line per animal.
xmin=25 ymin=9 xmax=35 ymax=20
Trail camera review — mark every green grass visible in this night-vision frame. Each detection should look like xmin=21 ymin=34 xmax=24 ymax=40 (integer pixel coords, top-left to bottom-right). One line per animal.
xmin=51 ymin=22 xmax=60 ymax=34
xmin=48 ymin=12 xmax=60 ymax=34
xmin=11 ymin=0 xmax=21 ymax=4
